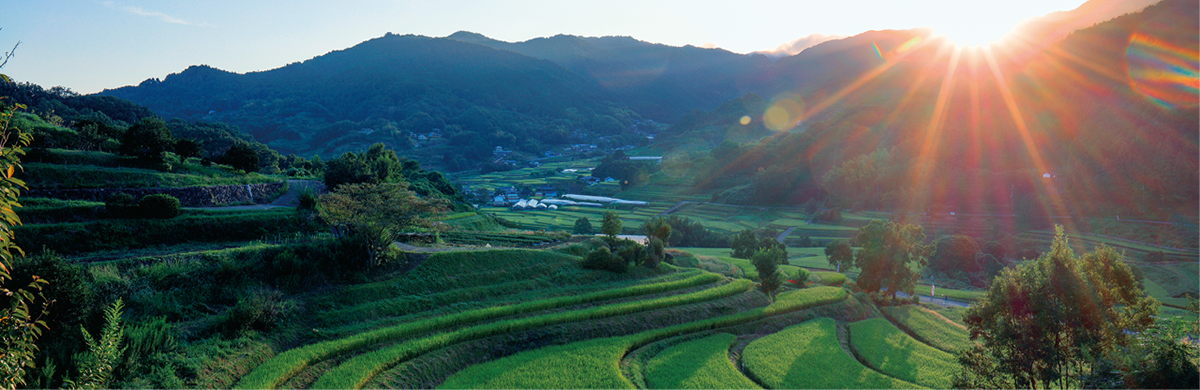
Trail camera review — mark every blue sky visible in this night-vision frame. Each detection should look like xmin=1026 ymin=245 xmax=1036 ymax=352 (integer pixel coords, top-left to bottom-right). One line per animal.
xmin=3 ymin=0 xmax=1085 ymax=94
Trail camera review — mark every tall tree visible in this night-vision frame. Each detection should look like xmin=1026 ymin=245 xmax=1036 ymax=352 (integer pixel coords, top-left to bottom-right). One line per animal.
xmin=572 ymin=217 xmax=593 ymax=235
xmin=954 ymin=227 xmax=1159 ymax=389
xmin=824 ymin=239 xmax=853 ymax=272
xmin=853 ymin=220 xmax=930 ymax=300
xmin=601 ymin=211 xmax=622 ymax=239
xmin=318 ymin=182 xmax=449 ymax=267
xmin=752 ymin=246 xmax=785 ymax=299
xmin=118 ymin=117 xmax=174 ymax=161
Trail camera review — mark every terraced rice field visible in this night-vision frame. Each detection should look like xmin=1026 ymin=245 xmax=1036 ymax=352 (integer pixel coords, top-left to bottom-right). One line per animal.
xmin=223 ymin=241 xmax=986 ymax=390
xmin=644 ymin=334 xmax=760 ymax=389
xmin=742 ymin=318 xmax=919 ymax=389
xmin=849 ymin=318 xmax=961 ymax=389
xmin=439 ymin=287 xmax=848 ymax=389
xmin=879 ymin=305 xmax=972 ymax=353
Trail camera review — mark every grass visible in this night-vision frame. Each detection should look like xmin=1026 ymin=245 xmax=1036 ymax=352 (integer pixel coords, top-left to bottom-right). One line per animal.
xmin=23 ymin=162 xmax=278 ymax=189
xmin=742 ymin=317 xmax=919 ymax=389
xmin=812 ymin=271 xmax=846 ymax=285
xmin=236 ymin=273 xmax=733 ymax=389
xmin=644 ymin=333 xmax=761 ymax=389
xmin=848 ymin=317 xmax=960 ymax=389
xmin=879 ymin=305 xmax=973 ymax=353
xmin=438 ymin=286 xmax=848 ymax=389
xmin=311 ymin=279 xmax=753 ymax=389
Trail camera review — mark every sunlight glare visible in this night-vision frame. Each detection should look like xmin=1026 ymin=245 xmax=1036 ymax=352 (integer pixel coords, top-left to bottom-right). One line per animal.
xmin=739 ymin=115 xmax=752 ymax=125
xmin=763 ymin=93 xmax=805 ymax=131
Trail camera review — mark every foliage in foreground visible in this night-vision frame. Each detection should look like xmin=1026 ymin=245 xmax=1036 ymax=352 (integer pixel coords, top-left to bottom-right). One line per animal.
xmin=742 ymin=317 xmax=918 ymax=389
xmin=645 ymin=333 xmax=760 ymax=389
xmin=848 ymin=317 xmax=959 ymax=389
xmin=438 ymin=286 xmax=847 ymax=389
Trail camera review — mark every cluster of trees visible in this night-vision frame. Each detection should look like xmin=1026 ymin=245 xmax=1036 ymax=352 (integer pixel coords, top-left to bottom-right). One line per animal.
xmin=323 ymin=143 xmax=463 ymax=205
xmin=580 ymin=212 xmax=672 ymax=273
xmin=730 ymin=229 xmax=785 ymax=259
xmin=955 ymin=228 xmax=1195 ymax=389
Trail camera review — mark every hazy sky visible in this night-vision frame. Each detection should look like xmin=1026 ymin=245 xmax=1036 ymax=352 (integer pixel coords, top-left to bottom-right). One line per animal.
xmin=3 ymin=0 xmax=1087 ymax=94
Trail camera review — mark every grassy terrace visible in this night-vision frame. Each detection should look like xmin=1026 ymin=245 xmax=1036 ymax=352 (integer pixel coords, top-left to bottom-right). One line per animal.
xmin=23 ymin=162 xmax=279 ymax=189
xmin=742 ymin=317 xmax=919 ymax=389
xmin=644 ymin=333 xmax=760 ymax=389
xmin=438 ymin=286 xmax=848 ymax=389
xmin=238 ymin=268 xmax=738 ymax=389
xmin=849 ymin=318 xmax=960 ymax=389
xmin=880 ymin=305 xmax=973 ymax=353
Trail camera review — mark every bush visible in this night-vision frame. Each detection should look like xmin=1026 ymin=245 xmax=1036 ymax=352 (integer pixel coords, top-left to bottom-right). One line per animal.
xmin=582 ymin=247 xmax=627 ymax=273
xmin=138 ymin=194 xmax=181 ymax=218
xmin=105 ymin=192 xmax=137 ymax=217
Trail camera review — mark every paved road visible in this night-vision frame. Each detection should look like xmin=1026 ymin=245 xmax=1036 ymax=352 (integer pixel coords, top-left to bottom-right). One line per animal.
xmin=896 ymin=291 xmax=972 ymax=307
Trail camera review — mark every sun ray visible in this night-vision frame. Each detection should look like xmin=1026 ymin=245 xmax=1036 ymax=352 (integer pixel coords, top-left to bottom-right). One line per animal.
xmin=907 ymin=44 xmax=964 ymax=211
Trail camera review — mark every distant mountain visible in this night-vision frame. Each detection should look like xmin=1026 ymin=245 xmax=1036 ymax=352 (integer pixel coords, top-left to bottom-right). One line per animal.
xmin=102 ymin=34 xmax=643 ymax=163
xmin=1005 ymin=0 xmax=1161 ymax=47
xmin=448 ymin=31 xmax=777 ymax=121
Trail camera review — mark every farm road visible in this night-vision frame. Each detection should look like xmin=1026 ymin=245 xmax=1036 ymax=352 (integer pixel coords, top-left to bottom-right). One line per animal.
xmin=896 ymin=291 xmax=971 ymax=308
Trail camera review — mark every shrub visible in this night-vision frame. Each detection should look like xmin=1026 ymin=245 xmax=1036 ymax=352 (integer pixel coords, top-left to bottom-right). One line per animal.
xmin=105 ymin=192 xmax=137 ymax=217
xmin=582 ymin=247 xmax=626 ymax=273
xmin=138 ymin=194 xmax=181 ymax=218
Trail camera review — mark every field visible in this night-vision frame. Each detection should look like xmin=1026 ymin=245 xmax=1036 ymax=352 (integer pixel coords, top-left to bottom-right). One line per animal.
xmin=644 ymin=333 xmax=761 ymax=389
xmin=849 ymin=318 xmax=960 ymax=389
xmin=741 ymin=318 xmax=919 ymax=389
xmin=879 ymin=305 xmax=973 ymax=353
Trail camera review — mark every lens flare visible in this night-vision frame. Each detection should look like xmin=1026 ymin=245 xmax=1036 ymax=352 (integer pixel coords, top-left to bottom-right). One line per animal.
xmin=739 ymin=115 xmax=752 ymax=125
xmin=1126 ymin=32 xmax=1200 ymax=109
xmin=763 ymin=94 xmax=806 ymax=131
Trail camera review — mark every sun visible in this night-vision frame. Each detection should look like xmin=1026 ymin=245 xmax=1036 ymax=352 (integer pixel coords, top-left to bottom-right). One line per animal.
xmin=932 ymin=17 xmax=1015 ymax=48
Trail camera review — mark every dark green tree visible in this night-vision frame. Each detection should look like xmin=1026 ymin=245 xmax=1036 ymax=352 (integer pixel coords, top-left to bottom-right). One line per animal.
xmin=752 ymin=246 xmax=785 ymax=298
xmin=853 ymin=220 xmax=930 ymax=300
xmin=931 ymin=235 xmax=982 ymax=273
xmin=218 ymin=143 xmax=260 ymax=173
xmin=953 ymin=227 xmax=1159 ymax=389
xmin=824 ymin=239 xmax=854 ymax=272
xmin=601 ymin=211 xmax=622 ymax=239
xmin=119 ymin=117 xmax=174 ymax=161
xmin=641 ymin=217 xmax=673 ymax=244
xmin=731 ymin=229 xmax=758 ymax=259
xmin=572 ymin=217 xmax=594 ymax=235
xmin=174 ymin=138 xmax=203 ymax=159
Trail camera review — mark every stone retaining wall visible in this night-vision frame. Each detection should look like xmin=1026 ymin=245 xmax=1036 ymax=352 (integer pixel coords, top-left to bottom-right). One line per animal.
xmin=26 ymin=182 xmax=286 ymax=207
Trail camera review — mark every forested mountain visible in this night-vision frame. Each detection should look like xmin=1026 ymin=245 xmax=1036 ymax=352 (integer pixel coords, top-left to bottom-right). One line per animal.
xmin=665 ymin=0 xmax=1197 ymax=220
xmin=447 ymin=31 xmax=777 ymax=121
xmin=101 ymin=34 xmax=646 ymax=164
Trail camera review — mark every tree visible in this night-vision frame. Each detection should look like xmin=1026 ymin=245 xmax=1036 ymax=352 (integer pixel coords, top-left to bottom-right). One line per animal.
xmin=953 ymin=227 xmax=1159 ymax=389
xmin=318 ymin=182 xmax=450 ymax=267
xmin=752 ymin=246 xmax=785 ymax=298
xmin=174 ymin=138 xmax=203 ymax=159
xmin=931 ymin=235 xmax=982 ymax=273
xmin=0 ymin=92 xmax=49 ymax=390
xmin=601 ymin=211 xmax=622 ymax=239
xmin=119 ymin=117 xmax=174 ymax=161
xmin=853 ymin=220 xmax=930 ymax=300
xmin=824 ymin=239 xmax=853 ymax=272
xmin=731 ymin=229 xmax=758 ymax=259
xmin=219 ymin=142 xmax=260 ymax=173
xmin=641 ymin=217 xmax=673 ymax=244
xmin=572 ymin=217 xmax=594 ymax=235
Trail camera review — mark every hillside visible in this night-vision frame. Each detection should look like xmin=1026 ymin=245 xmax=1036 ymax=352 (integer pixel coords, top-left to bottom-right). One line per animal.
xmin=100 ymin=34 xmax=646 ymax=166
xmin=658 ymin=0 xmax=1198 ymax=221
